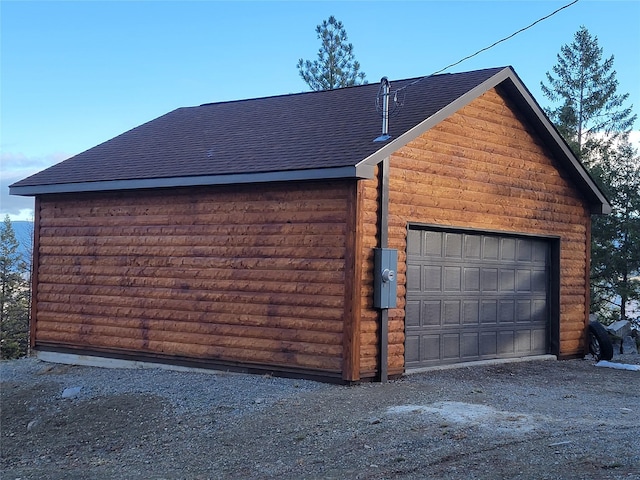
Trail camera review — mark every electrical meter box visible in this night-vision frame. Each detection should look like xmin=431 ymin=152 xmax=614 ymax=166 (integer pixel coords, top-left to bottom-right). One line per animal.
xmin=373 ymin=248 xmax=398 ymax=309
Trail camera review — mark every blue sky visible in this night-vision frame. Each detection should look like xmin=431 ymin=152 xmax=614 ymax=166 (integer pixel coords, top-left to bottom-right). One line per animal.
xmin=2 ymin=0 xmax=639 ymax=220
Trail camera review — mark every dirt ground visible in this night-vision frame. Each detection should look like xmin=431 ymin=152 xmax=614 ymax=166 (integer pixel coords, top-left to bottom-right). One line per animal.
xmin=2 ymin=355 xmax=639 ymax=480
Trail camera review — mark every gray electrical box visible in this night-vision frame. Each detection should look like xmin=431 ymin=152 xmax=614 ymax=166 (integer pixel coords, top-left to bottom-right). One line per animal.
xmin=373 ymin=248 xmax=398 ymax=309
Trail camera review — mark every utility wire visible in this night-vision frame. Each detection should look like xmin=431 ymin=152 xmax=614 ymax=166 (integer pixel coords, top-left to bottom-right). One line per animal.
xmin=391 ymin=0 xmax=580 ymax=97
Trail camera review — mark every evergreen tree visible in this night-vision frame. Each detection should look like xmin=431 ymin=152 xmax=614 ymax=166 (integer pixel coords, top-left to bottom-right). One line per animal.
xmin=541 ymin=26 xmax=639 ymax=324
xmin=0 ymin=215 xmax=30 ymax=359
xmin=540 ymin=26 xmax=636 ymax=166
xmin=590 ymin=141 xmax=640 ymax=324
xmin=297 ymin=15 xmax=367 ymax=91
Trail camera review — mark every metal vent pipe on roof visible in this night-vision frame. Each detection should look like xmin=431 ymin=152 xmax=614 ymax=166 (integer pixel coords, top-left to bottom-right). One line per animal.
xmin=374 ymin=77 xmax=391 ymax=142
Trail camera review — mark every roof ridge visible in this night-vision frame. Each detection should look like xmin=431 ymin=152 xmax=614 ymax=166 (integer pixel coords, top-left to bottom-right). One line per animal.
xmin=196 ymin=67 xmax=509 ymax=108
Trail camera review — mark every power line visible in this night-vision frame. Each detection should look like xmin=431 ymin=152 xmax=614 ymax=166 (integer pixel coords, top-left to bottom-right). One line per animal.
xmin=391 ymin=0 xmax=580 ymax=98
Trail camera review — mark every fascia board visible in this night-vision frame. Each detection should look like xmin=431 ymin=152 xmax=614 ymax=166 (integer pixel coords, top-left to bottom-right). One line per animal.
xmin=9 ymin=165 xmax=374 ymax=197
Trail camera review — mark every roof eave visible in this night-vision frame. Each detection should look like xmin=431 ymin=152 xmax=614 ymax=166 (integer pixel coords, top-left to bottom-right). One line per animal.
xmin=9 ymin=165 xmax=376 ymax=197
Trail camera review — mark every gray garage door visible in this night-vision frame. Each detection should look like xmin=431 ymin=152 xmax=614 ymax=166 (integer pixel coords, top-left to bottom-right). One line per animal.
xmin=405 ymin=229 xmax=549 ymax=369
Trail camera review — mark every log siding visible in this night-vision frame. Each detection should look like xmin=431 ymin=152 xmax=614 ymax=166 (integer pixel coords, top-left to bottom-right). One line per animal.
xmin=359 ymin=88 xmax=591 ymax=376
xmin=34 ymin=181 xmax=352 ymax=376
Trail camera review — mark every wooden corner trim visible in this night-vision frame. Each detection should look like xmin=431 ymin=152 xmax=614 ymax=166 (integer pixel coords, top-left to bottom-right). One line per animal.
xmin=342 ymin=181 xmax=364 ymax=381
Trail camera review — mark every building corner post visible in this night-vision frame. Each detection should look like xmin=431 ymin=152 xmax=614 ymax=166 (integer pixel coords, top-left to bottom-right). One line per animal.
xmin=343 ymin=181 xmax=364 ymax=382
xmin=583 ymin=218 xmax=592 ymax=356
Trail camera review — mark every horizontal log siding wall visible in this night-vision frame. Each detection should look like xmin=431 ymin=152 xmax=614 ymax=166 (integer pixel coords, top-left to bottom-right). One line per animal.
xmin=360 ymin=88 xmax=591 ymax=373
xmin=35 ymin=182 xmax=351 ymax=374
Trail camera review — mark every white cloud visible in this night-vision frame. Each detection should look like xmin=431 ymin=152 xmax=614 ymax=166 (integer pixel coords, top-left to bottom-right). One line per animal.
xmin=1 ymin=151 xmax=70 ymax=220
xmin=1 ymin=151 xmax=68 ymax=176
xmin=5 ymin=208 xmax=36 ymax=222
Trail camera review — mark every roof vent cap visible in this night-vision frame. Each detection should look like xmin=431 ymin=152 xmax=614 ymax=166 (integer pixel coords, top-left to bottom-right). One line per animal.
xmin=374 ymin=77 xmax=391 ymax=142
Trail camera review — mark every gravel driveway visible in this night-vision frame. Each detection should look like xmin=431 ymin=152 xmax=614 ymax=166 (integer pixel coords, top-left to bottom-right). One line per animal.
xmin=2 ymin=355 xmax=639 ymax=479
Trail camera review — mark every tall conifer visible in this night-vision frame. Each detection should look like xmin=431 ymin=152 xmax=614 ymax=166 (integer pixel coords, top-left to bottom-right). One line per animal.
xmin=542 ymin=27 xmax=639 ymax=323
xmin=297 ymin=16 xmax=367 ymax=91
xmin=541 ymin=26 xmax=636 ymax=166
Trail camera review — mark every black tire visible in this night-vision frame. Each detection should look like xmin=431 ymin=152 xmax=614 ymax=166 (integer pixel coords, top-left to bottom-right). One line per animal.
xmin=588 ymin=321 xmax=614 ymax=361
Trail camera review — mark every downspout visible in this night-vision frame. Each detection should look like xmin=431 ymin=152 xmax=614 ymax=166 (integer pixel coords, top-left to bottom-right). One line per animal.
xmin=374 ymin=77 xmax=392 ymax=383
xmin=378 ymin=157 xmax=391 ymax=382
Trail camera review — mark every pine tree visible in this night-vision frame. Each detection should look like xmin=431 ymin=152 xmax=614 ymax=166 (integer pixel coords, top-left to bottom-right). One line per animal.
xmin=297 ymin=15 xmax=367 ymax=91
xmin=540 ymin=26 xmax=636 ymax=166
xmin=0 ymin=215 xmax=30 ymax=359
xmin=590 ymin=141 xmax=640 ymax=324
xmin=541 ymin=26 xmax=639 ymax=325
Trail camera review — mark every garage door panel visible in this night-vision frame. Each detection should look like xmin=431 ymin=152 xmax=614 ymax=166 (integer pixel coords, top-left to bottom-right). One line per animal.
xmin=482 ymin=268 xmax=498 ymax=291
xmin=405 ymin=335 xmax=420 ymax=363
xmin=461 ymin=332 xmax=479 ymax=358
xmin=481 ymin=300 xmax=498 ymax=324
xmin=517 ymin=239 xmax=533 ymax=261
xmin=407 ymin=229 xmax=422 ymax=256
xmin=406 ymin=229 xmax=549 ymax=367
xmin=480 ymin=332 xmax=497 ymax=356
xmin=533 ymin=241 xmax=548 ymax=262
xmin=444 ymin=267 xmax=462 ymax=291
xmin=500 ymin=269 xmax=516 ymax=291
xmin=464 ymin=236 xmax=482 ymax=259
xmin=532 ymin=300 xmax=547 ymax=322
xmin=463 ymin=300 xmax=479 ymax=325
xmin=498 ymin=300 xmax=515 ymax=323
xmin=517 ymin=300 xmax=532 ymax=322
xmin=407 ymin=264 xmax=421 ymax=292
xmin=483 ymin=237 xmax=499 ymax=259
xmin=406 ymin=300 xmax=421 ymax=328
xmin=517 ymin=269 xmax=533 ymax=292
xmin=532 ymin=329 xmax=547 ymax=350
xmin=422 ymin=300 xmax=440 ymax=326
xmin=422 ymin=335 xmax=440 ymax=361
xmin=501 ymin=238 xmax=517 ymax=260
xmin=424 ymin=266 xmax=442 ymax=291
xmin=443 ymin=301 xmax=461 ymax=325
xmin=516 ymin=330 xmax=532 ymax=353
xmin=464 ymin=267 xmax=481 ymax=291
xmin=425 ymin=231 xmax=444 ymax=256
xmin=445 ymin=233 xmax=463 ymax=259
xmin=498 ymin=331 xmax=516 ymax=354
xmin=532 ymin=269 xmax=547 ymax=292
xmin=443 ymin=334 xmax=460 ymax=359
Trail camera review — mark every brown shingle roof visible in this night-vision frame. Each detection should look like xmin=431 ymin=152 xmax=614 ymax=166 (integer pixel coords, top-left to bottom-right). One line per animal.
xmin=11 ymin=67 xmax=505 ymax=188
xmin=8 ymin=66 xmax=610 ymax=214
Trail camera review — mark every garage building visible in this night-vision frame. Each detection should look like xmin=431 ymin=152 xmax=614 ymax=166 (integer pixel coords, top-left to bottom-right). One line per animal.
xmin=10 ymin=67 xmax=610 ymax=382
